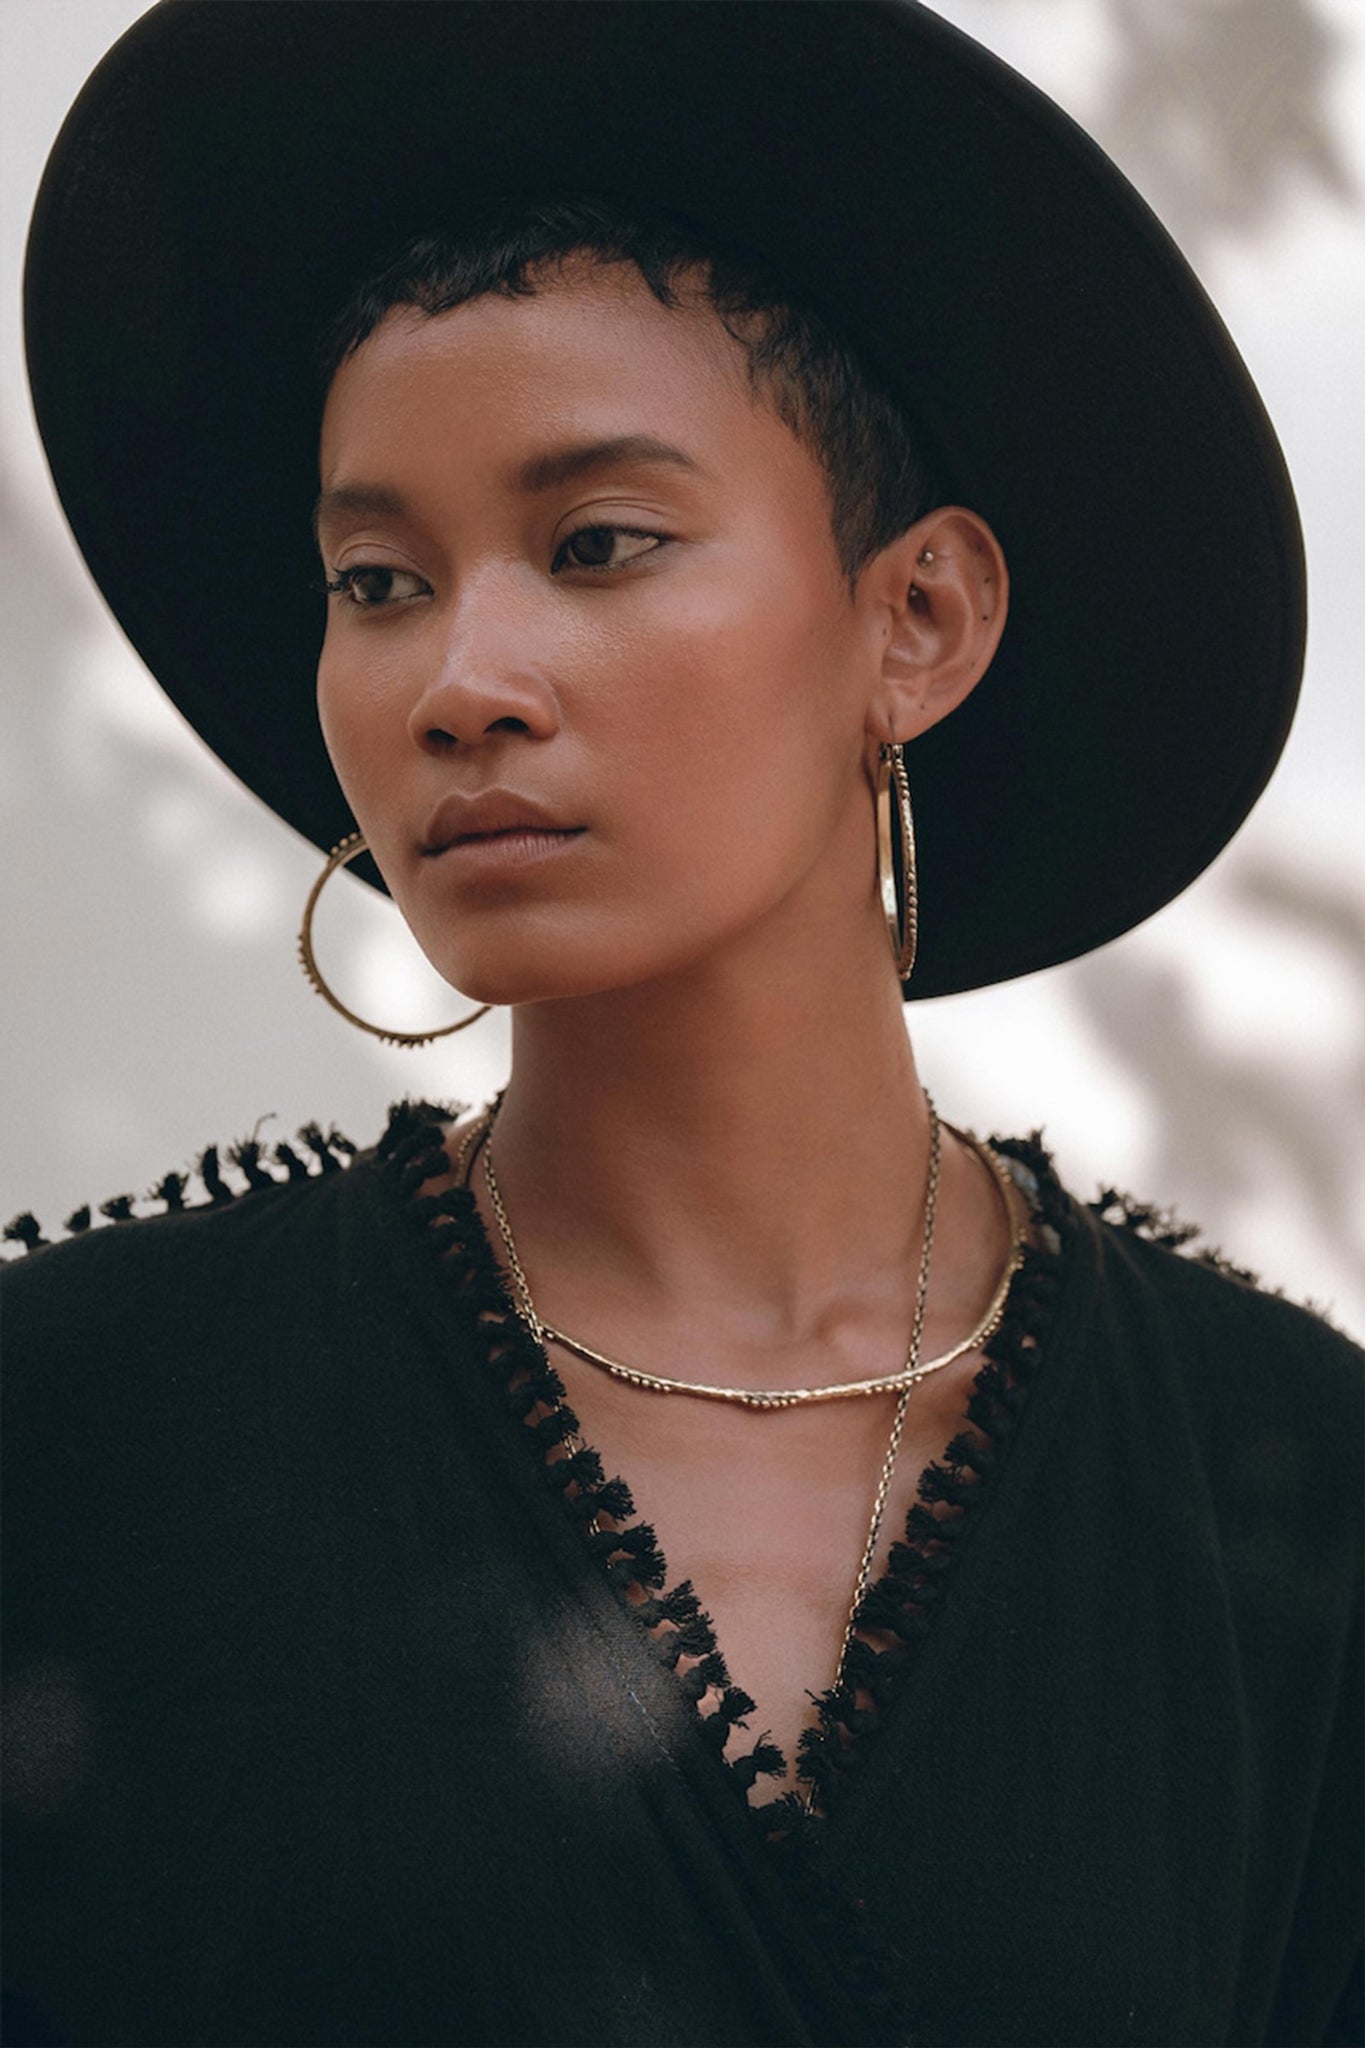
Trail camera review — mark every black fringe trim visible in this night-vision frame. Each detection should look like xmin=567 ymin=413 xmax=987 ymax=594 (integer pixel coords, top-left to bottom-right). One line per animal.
xmin=1088 ymin=1184 xmax=1261 ymax=1287
xmin=2 ymin=1213 xmax=47 ymax=1254
xmin=2 ymin=1116 xmax=366 ymax=1258
xmin=1085 ymin=1183 xmax=1351 ymax=1334
xmin=788 ymin=1132 xmax=1067 ymax=1807
xmin=383 ymin=1102 xmax=1075 ymax=2048
xmin=381 ymin=1100 xmax=788 ymax=1801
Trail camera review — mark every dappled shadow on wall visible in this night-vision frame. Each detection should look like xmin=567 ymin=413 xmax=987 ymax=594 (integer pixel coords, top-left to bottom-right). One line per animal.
xmin=1 ymin=466 xmax=509 ymax=1221
xmin=1072 ymin=860 xmax=1365 ymax=1308
xmin=970 ymin=0 xmax=1354 ymax=257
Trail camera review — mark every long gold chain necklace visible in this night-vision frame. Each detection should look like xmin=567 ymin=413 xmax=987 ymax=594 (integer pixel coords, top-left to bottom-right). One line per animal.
xmin=457 ymin=1098 xmax=1025 ymax=1737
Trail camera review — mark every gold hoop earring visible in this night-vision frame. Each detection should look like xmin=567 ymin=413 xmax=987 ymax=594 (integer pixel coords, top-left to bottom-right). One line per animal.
xmin=296 ymin=832 xmax=492 ymax=1047
xmin=876 ymin=743 xmax=919 ymax=981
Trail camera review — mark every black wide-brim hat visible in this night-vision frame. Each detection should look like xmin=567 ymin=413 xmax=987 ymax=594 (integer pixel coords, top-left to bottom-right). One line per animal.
xmin=25 ymin=0 xmax=1304 ymax=1000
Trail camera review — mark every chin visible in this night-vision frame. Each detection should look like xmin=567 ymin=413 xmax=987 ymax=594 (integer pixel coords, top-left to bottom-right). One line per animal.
xmin=402 ymin=891 xmax=723 ymax=1009
xmin=414 ymin=935 xmax=653 ymax=1010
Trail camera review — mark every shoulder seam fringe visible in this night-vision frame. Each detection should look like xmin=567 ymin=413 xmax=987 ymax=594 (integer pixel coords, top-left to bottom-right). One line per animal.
xmin=384 ymin=1101 xmax=1074 ymax=2047
xmin=1088 ymin=1183 xmax=1259 ymax=1280
xmin=1084 ymin=1179 xmax=1348 ymax=1331
xmin=2 ymin=1116 xmax=371 ymax=1259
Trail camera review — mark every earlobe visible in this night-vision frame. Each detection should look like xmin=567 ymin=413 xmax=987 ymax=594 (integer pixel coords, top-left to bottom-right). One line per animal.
xmin=862 ymin=506 xmax=1009 ymax=746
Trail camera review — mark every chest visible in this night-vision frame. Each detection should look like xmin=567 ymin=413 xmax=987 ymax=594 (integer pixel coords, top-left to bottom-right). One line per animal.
xmin=551 ymin=1344 xmax=990 ymax=1791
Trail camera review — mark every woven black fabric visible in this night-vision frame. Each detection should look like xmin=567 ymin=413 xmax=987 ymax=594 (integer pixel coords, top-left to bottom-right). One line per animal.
xmin=2 ymin=1107 xmax=1360 ymax=2048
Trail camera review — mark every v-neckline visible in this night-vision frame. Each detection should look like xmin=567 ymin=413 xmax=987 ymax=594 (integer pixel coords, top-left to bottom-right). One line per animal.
xmin=375 ymin=1099 xmax=1072 ymax=1840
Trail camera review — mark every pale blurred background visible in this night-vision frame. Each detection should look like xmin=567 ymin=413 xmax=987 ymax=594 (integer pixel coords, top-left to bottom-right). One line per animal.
xmin=2 ymin=0 xmax=1363 ymax=1332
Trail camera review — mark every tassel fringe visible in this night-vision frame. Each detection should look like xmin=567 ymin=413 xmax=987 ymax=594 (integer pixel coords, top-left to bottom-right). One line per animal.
xmin=381 ymin=1103 xmax=1086 ymax=2048
xmin=3 ymin=1114 xmax=373 ymax=1257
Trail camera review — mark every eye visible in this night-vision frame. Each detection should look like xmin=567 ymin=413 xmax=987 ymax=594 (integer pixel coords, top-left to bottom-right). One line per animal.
xmin=553 ymin=525 xmax=665 ymax=574
xmin=324 ymin=565 xmax=430 ymax=609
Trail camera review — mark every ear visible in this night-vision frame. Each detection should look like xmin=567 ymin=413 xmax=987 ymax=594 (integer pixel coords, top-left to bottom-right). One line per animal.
xmin=857 ymin=506 xmax=1008 ymax=751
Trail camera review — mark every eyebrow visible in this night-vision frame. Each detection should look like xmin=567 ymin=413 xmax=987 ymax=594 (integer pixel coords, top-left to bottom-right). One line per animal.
xmin=511 ymin=434 xmax=708 ymax=494
xmin=312 ymin=482 xmax=406 ymax=542
xmin=314 ymin=435 xmax=707 ymax=541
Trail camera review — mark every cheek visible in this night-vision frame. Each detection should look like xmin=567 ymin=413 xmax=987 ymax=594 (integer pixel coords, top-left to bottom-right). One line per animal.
xmin=315 ymin=642 xmax=405 ymax=825
xmin=608 ymin=541 xmax=839 ymax=765
xmin=599 ymin=596 xmax=859 ymax=925
xmin=316 ymin=645 xmax=360 ymax=787
xmin=650 ymin=558 xmax=854 ymax=776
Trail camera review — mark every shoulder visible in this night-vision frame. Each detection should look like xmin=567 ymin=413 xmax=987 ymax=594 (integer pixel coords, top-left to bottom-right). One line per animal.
xmin=1064 ymin=1175 xmax=1363 ymax=1531
xmin=1080 ymin=1180 xmax=1362 ymax=1388
xmin=0 ymin=1103 xmax=458 ymax=1374
xmin=2 ymin=1094 xmax=469 ymax=1518
xmin=0 ymin=1130 xmax=352 ymax=1469
xmin=3 ymin=1121 xmax=354 ymax=1306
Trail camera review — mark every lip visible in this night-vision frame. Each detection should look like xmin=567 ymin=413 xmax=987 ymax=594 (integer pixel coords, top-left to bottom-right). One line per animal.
xmin=420 ymin=787 xmax=584 ymax=857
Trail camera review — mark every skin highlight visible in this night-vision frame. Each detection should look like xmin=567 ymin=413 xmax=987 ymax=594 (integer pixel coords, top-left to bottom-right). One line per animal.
xmin=316 ymin=254 xmax=1012 ymax=1786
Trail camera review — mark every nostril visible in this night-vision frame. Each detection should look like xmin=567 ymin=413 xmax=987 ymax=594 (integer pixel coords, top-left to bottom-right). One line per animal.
xmin=422 ymin=712 xmax=530 ymax=750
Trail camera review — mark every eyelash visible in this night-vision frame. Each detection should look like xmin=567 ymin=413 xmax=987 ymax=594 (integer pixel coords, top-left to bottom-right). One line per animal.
xmin=554 ymin=523 xmax=666 ymax=574
xmin=321 ymin=566 xmax=426 ymax=608
xmin=322 ymin=523 xmax=667 ymax=608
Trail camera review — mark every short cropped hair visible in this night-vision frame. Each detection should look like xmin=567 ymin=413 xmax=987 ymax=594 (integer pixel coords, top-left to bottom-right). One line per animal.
xmin=321 ymin=195 xmax=940 ymax=586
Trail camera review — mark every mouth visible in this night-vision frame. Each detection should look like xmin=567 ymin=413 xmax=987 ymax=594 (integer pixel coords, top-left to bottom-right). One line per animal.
xmin=446 ymin=826 xmax=581 ymax=844
xmin=419 ymin=788 xmax=585 ymax=858
xmin=423 ymin=824 xmax=587 ymax=874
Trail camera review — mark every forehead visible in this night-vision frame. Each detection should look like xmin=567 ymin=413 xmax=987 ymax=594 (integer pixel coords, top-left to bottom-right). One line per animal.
xmin=318 ymin=255 xmax=808 ymax=494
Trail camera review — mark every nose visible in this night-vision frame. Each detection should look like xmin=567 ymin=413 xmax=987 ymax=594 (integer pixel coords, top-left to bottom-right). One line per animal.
xmin=406 ymin=588 xmax=560 ymax=754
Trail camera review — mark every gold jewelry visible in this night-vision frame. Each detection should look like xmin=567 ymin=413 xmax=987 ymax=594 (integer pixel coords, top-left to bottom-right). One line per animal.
xmin=451 ymin=1112 xmax=495 ymax=1184
xmin=474 ymin=1101 xmax=1024 ymax=1407
xmin=463 ymin=1096 xmax=1025 ymax=1803
xmin=876 ymin=740 xmax=918 ymax=979
xmin=296 ymin=831 xmax=492 ymax=1047
xmin=832 ymin=1101 xmax=940 ymax=1680
xmin=530 ymin=1121 xmax=1019 ymax=1404
xmin=474 ymin=1095 xmax=946 ymax=1749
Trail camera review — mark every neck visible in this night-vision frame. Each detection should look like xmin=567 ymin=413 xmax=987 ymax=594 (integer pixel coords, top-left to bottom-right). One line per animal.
xmin=487 ymin=910 xmax=932 ymax=1335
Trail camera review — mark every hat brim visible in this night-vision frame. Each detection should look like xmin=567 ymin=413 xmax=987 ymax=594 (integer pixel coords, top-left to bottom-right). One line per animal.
xmin=24 ymin=0 xmax=1304 ymax=999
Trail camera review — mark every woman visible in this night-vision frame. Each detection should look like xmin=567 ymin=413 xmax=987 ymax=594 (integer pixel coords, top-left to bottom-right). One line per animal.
xmin=4 ymin=5 xmax=1360 ymax=2046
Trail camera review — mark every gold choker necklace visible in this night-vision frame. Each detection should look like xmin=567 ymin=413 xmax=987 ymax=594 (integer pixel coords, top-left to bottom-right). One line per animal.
xmin=459 ymin=1099 xmax=1027 ymax=1411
